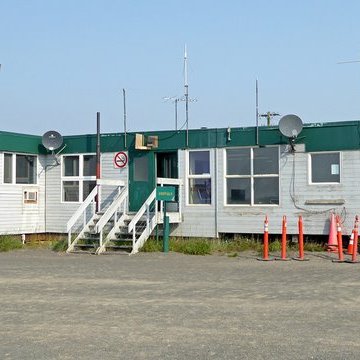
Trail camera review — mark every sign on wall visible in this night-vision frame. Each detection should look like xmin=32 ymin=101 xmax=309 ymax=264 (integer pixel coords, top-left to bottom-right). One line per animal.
xmin=113 ymin=151 xmax=128 ymax=169
xmin=156 ymin=186 xmax=176 ymax=202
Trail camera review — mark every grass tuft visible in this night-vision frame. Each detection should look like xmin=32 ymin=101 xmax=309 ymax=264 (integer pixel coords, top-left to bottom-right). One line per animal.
xmin=0 ymin=236 xmax=23 ymax=252
xmin=142 ymin=236 xmax=263 ymax=255
xmin=141 ymin=238 xmax=163 ymax=252
xmin=51 ymin=238 xmax=68 ymax=252
xmin=170 ymin=238 xmax=212 ymax=255
xmin=303 ymin=242 xmax=325 ymax=252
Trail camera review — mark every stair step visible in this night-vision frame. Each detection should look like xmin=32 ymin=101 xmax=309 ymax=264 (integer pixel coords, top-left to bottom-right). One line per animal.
xmin=78 ymin=237 xmax=100 ymax=244
xmin=99 ymin=251 xmax=131 ymax=255
xmin=68 ymin=250 xmax=97 ymax=255
xmin=114 ymin=233 xmax=138 ymax=239
xmin=75 ymin=243 xmax=98 ymax=248
xmin=107 ymin=238 xmax=131 ymax=243
xmin=105 ymin=245 xmax=132 ymax=253
xmin=106 ymin=244 xmax=132 ymax=249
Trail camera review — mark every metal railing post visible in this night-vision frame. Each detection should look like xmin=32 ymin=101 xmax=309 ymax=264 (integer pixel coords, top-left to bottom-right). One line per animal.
xmin=146 ymin=203 xmax=150 ymax=234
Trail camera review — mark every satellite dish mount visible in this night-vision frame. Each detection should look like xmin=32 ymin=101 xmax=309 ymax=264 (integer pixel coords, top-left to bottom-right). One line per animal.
xmin=278 ymin=114 xmax=303 ymax=151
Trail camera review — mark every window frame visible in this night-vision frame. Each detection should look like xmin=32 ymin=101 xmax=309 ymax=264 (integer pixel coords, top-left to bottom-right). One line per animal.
xmin=186 ymin=149 xmax=212 ymax=206
xmin=308 ymin=151 xmax=341 ymax=185
xmin=61 ymin=153 xmax=97 ymax=203
xmin=224 ymin=146 xmax=280 ymax=207
xmin=2 ymin=152 xmax=38 ymax=185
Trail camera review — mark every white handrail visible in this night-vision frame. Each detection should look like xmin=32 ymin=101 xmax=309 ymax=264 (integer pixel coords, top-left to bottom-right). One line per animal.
xmin=66 ymin=186 xmax=98 ymax=232
xmin=95 ymin=187 xmax=128 ymax=233
xmin=157 ymin=178 xmax=183 ymax=185
xmin=128 ymin=189 xmax=156 ymax=233
xmin=97 ymin=179 xmax=125 ymax=186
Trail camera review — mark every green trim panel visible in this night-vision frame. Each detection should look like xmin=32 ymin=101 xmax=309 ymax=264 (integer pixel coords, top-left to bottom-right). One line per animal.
xmin=1 ymin=120 xmax=360 ymax=154
xmin=0 ymin=131 xmax=42 ymax=154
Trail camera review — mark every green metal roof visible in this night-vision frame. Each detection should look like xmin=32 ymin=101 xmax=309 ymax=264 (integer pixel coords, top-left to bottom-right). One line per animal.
xmin=1 ymin=120 xmax=360 ymax=154
xmin=0 ymin=131 xmax=42 ymax=154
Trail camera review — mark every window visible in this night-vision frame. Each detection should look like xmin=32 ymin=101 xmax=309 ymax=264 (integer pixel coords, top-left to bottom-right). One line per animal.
xmin=310 ymin=152 xmax=340 ymax=183
xmin=4 ymin=153 xmax=12 ymax=183
xmin=62 ymin=154 xmax=97 ymax=202
xmin=3 ymin=153 xmax=37 ymax=184
xmin=134 ymin=156 xmax=148 ymax=181
xmin=64 ymin=156 xmax=79 ymax=176
xmin=188 ymin=151 xmax=211 ymax=204
xmin=225 ymin=147 xmax=279 ymax=205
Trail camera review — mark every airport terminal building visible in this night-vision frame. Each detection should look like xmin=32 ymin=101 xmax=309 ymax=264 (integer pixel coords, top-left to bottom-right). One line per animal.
xmin=0 ymin=119 xmax=358 ymax=253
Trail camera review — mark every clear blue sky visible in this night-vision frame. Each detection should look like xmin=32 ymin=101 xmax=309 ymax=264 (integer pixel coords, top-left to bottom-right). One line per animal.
xmin=0 ymin=0 xmax=359 ymax=135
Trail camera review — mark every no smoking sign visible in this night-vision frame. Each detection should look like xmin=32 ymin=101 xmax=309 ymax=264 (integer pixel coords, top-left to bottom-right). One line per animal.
xmin=113 ymin=151 xmax=128 ymax=169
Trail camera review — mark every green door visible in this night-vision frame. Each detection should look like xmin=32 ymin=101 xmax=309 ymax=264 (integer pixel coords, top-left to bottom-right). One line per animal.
xmin=129 ymin=151 xmax=156 ymax=212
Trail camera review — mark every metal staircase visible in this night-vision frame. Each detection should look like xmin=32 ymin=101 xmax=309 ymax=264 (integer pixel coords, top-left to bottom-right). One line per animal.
xmin=66 ymin=178 xmax=182 ymax=255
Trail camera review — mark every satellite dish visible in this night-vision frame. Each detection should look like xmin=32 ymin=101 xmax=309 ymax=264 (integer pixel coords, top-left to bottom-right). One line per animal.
xmin=279 ymin=114 xmax=303 ymax=138
xmin=42 ymin=130 xmax=63 ymax=151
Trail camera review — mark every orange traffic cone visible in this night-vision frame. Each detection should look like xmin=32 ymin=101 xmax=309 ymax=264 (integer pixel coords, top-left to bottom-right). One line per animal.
xmin=347 ymin=230 xmax=354 ymax=255
xmin=327 ymin=213 xmax=338 ymax=252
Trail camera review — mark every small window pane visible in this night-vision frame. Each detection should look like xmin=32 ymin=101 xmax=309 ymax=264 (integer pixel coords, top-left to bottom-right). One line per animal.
xmin=63 ymin=181 xmax=79 ymax=202
xmin=226 ymin=178 xmax=251 ymax=204
xmin=64 ymin=156 xmax=79 ymax=176
xmin=83 ymin=180 xmax=96 ymax=201
xmin=4 ymin=153 xmax=12 ymax=183
xmin=16 ymin=155 xmax=37 ymax=184
xmin=189 ymin=178 xmax=211 ymax=204
xmin=254 ymin=177 xmax=279 ymax=204
xmin=254 ymin=147 xmax=279 ymax=175
xmin=189 ymin=151 xmax=210 ymax=175
xmin=227 ymin=149 xmax=250 ymax=175
xmin=134 ymin=156 xmax=148 ymax=181
xmin=311 ymin=153 xmax=340 ymax=183
xmin=83 ymin=155 xmax=96 ymax=176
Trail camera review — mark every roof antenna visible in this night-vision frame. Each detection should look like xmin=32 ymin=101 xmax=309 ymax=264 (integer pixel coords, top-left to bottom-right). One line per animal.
xmin=184 ymin=44 xmax=189 ymax=147
xmin=256 ymin=79 xmax=259 ymax=145
xmin=123 ymin=88 xmax=127 ymax=148
xmin=259 ymin=111 xmax=281 ymax=126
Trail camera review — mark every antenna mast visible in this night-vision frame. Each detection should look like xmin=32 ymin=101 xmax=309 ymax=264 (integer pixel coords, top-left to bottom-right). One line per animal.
xmin=184 ymin=44 xmax=189 ymax=147
xmin=123 ymin=88 xmax=127 ymax=148
xmin=256 ymin=79 xmax=259 ymax=145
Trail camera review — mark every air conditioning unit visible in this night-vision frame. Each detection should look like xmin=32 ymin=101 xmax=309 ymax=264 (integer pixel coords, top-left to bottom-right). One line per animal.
xmin=24 ymin=190 xmax=38 ymax=204
xmin=135 ymin=134 xmax=159 ymax=150
xmin=146 ymin=136 xmax=158 ymax=148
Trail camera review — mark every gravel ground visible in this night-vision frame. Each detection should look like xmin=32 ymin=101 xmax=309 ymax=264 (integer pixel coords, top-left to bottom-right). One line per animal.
xmin=0 ymin=249 xmax=360 ymax=360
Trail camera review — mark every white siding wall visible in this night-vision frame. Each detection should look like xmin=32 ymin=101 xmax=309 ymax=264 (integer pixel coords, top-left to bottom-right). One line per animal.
xmin=170 ymin=146 xmax=360 ymax=238
xmin=0 ymin=152 xmax=45 ymax=234
xmin=216 ymin=145 xmax=360 ymax=236
xmin=171 ymin=149 xmax=216 ymax=238
xmin=2 ymin=145 xmax=359 ymax=238
xmin=46 ymin=152 xmax=128 ymax=233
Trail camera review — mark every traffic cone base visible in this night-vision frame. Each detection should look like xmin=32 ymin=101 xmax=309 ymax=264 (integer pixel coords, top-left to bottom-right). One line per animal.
xmin=327 ymin=213 xmax=338 ymax=252
xmin=292 ymin=256 xmax=310 ymax=261
xmin=275 ymin=257 xmax=291 ymax=261
xmin=257 ymin=257 xmax=275 ymax=261
xmin=345 ymin=259 xmax=360 ymax=264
